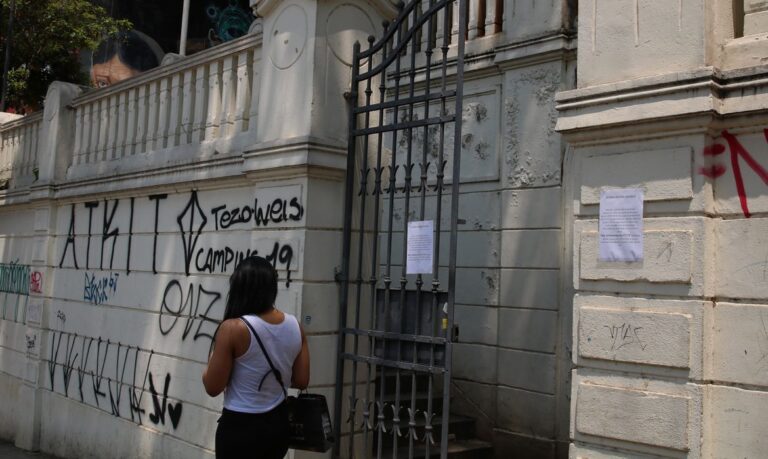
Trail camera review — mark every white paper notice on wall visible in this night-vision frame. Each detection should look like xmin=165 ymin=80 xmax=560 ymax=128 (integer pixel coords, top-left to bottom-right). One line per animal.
xmin=406 ymin=220 xmax=434 ymax=274
xmin=599 ymin=188 xmax=644 ymax=262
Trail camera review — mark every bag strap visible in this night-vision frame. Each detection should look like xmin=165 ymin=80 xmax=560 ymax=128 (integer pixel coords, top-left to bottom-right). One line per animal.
xmin=240 ymin=317 xmax=288 ymax=398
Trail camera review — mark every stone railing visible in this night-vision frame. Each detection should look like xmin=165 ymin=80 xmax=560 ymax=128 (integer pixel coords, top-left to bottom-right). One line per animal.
xmin=0 ymin=112 xmax=42 ymax=190
xmin=463 ymin=0 xmax=503 ymax=40
xmin=69 ymin=32 xmax=262 ymax=174
xmin=408 ymin=0 xmax=503 ymax=50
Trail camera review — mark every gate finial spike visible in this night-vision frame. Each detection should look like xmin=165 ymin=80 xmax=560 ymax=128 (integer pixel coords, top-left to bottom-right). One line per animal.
xmin=396 ymin=0 xmax=405 ymax=9
xmin=368 ymin=35 xmax=375 ymax=44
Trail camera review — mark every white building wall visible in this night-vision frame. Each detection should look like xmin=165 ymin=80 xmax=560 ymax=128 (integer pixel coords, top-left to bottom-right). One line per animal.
xmin=0 ymin=1 xmax=580 ymax=458
xmin=558 ymin=1 xmax=768 ymax=457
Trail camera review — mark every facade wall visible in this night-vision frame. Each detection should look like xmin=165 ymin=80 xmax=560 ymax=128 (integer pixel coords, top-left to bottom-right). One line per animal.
xmin=559 ymin=1 xmax=768 ymax=457
xmin=0 ymin=1 xmax=579 ymax=459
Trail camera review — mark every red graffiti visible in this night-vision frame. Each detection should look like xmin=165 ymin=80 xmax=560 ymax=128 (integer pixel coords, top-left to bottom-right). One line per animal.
xmin=30 ymin=271 xmax=43 ymax=294
xmin=698 ymin=130 xmax=768 ymax=218
xmin=721 ymin=130 xmax=768 ymax=218
xmin=703 ymin=144 xmax=726 ymax=156
xmin=698 ymin=164 xmax=727 ymax=179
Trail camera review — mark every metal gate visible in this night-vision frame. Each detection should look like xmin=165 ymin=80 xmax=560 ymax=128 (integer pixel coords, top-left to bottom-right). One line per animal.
xmin=333 ymin=0 xmax=466 ymax=457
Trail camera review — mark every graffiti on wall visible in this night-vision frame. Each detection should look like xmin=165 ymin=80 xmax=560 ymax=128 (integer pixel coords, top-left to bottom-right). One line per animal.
xmin=699 ymin=129 xmax=768 ymax=218
xmin=29 ymin=271 xmax=43 ymax=294
xmin=43 ymin=187 xmax=306 ymax=433
xmin=0 ymin=261 xmax=30 ymax=296
xmin=47 ymin=324 xmax=183 ymax=430
xmin=83 ymin=272 xmax=120 ymax=305
xmin=58 ymin=190 xmax=302 ymax=284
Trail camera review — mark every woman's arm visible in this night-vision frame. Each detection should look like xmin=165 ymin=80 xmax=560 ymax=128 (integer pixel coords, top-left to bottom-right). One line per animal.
xmin=291 ymin=324 xmax=310 ymax=390
xmin=202 ymin=319 xmax=238 ymax=396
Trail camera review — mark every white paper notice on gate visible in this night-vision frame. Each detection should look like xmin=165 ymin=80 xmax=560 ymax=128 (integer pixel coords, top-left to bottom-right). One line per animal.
xmin=406 ymin=220 xmax=434 ymax=274
xmin=599 ymin=188 xmax=644 ymax=262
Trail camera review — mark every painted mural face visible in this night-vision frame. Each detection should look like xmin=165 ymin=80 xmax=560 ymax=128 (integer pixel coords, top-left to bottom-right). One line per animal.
xmin=91 ymin=55 xmax=141 ymax=88
xmin=91 ymin=30 xmax=164 ymax=88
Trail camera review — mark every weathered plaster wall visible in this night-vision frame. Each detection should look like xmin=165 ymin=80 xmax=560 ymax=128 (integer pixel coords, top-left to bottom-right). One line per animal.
xmin=443 ymin=1 xmax=577 ymax=456
xmin=558 ymin=2 xmax=768 ymax=457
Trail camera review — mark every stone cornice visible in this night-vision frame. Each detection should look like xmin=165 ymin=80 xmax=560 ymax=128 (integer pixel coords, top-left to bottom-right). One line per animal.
xmin=555 ymin=66 xmax=768 ymax=140
xmin=255 ymin=0 xmax=399 ymax=20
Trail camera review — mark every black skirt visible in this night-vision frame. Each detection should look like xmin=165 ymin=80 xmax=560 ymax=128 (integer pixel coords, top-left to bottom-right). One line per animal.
xmin=216 ymin=402 xmax=289 ymax=459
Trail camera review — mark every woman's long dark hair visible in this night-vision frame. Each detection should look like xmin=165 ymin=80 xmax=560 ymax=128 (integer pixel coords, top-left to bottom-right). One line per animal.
xmin=223 ymin=256 xmax=278 ymax=321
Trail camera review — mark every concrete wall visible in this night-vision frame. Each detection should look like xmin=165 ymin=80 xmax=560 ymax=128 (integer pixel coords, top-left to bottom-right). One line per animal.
xmin=558 ymin=1 xmax=768 ymax=457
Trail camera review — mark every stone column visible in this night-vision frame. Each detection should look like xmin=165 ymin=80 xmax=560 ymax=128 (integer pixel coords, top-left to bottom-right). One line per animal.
xmin=246 ymin=0 xmax=396 ymax=457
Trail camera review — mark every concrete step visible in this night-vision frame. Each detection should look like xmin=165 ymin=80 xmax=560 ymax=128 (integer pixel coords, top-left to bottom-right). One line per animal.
xmin=383 ymin=439 xmax=494 ymax=459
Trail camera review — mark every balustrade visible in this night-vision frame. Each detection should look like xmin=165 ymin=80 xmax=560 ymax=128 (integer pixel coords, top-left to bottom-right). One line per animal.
xmin=0 ymin=113 xmax=42 ymax=190
xmin=70 ymin=33 xmax=262 ymax=167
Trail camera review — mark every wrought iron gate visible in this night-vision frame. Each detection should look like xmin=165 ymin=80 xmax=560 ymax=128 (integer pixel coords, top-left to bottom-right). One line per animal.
xmin=333 ymin=0 xmax=466 ymax=457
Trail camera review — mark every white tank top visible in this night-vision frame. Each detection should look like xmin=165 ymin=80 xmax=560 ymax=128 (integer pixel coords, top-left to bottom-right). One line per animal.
xmin=223 ymin=313 xmax=302 ymax=413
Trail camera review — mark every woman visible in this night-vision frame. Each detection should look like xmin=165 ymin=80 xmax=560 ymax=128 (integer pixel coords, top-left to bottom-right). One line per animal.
xmin=203 ymin=256 xmax=310 ymax=459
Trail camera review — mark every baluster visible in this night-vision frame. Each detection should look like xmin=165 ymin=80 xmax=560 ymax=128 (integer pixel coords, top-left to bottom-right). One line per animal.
xmin=485 ymin=0 xmax=501 ymax=35
xmin=219 ymin=55 xmax=236 ymax=138
xmin=17 ymin=125 xmax=26 ymax=176
xmin=192 ymin=65 xmax=208 ymax=143
xmin=467 ymin=0 xmax=479 ymax=39
xmin=168 ymin=73 xmax=183 ymax=147
xmin=73 ymin=107 xmax=84 ymax=164
xmin=135 ymin=85 xmax=149 ymax=154
xmin=25 ymin=123 xmax=33 ymax=175
xmin=11 ymin=129 xmax=19 ymax=176
xmin=233 ymin=50 xmax=252 ymax=134
xmin=2 ymin=132 xmax=10 ymax=176
xmin=451 ymin=0 xmax=460 ymax=44
xmin=205 ymin=60 xmax=222 ymax=140
xmin=192 ymin=66 xmax=208 ymax=142
xmin=88 ymin=102 xmax=99 ymax=164
xmin=180 ymin=69 xmax=194 ymax=145
xmin=107 ymin=94 xmax=119 ymax=159
xmin=0 ymin=132 xmax=4 ymax=175
xmin=98 ymin=98 xmax=110 ymax=161
xmin=420 ymin=0 xmax=431 ymax=52
xmin=1 ymin=132 xmax=8 ymax=176
xmin=435 ymin=4 xmax=447 ymax=58
xmin=33 ymin=122 xmax=41 ymax=174
xmin=82 ymin=104 xmax=93 ymax=163
xmin=145 ymin=81 xmax=160 ymax=153
xmin=248 ymin=52 xmax=260 ymax=134
xmin=118 ymin=90 xmax=131 ymax=157
xmin=155 ymin=77 xmax=171 ymax=150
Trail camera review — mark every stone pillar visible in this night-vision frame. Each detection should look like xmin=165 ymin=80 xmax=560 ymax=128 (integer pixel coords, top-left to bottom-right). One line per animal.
xmin=247 ymin=0 xmax=395 ymax=457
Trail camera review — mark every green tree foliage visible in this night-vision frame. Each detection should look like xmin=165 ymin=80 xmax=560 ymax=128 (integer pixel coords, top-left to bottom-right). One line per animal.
xmin=1 ymin=0 xmax=130 ymax=113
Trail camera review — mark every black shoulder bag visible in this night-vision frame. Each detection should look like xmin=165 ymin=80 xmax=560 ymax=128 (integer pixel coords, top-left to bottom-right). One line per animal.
xmin=240 ymin=318 xmax=334 ymax=453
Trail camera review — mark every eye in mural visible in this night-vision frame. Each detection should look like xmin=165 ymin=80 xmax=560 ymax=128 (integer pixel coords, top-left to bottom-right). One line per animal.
xmin=90 ymin=30 xmax=165 ymax=88
xmin=206 ymin=0 xmax=255 ymax=46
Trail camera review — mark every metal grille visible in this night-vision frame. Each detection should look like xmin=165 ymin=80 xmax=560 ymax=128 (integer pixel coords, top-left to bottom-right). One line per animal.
xmin=334 ymin=0 xmax=466 ymax=457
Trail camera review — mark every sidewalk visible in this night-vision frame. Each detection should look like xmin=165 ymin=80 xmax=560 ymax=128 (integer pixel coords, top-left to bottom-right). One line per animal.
xmin=0 ymin=442 xmax=58 ymax=459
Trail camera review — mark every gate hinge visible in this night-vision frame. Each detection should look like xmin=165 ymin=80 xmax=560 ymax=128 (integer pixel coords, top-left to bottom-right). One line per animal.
xmin=452 ymin=324 xmax=459 ymax=342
